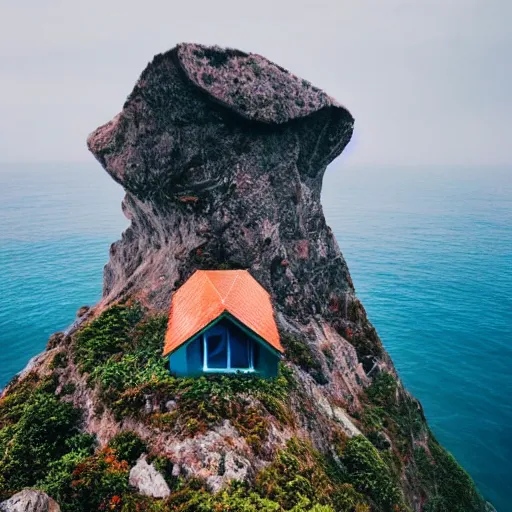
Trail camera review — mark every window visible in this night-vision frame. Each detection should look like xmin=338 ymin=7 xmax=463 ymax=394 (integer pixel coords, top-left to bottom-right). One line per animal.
xmin=203 ymin=326 xmax=254 ymax=372
xmin=207 ymin=334 xmax=227 ymax=368
xmin=230 ymin=334 xmax=250 ymax=368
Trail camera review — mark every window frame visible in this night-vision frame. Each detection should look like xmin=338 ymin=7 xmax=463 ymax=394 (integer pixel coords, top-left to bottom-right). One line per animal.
xmin=202 ymin=326 xmax=254 ymax=373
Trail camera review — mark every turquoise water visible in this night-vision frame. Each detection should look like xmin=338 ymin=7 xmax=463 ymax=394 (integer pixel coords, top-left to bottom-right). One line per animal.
xmin=1 ymin=163 xmax=510 ymax=509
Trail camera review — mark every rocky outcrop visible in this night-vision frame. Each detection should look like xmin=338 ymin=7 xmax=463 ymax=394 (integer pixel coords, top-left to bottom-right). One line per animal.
xmin=87 ymin=43 xmax=355 ymax=322
xmin=0 ymin=490 xmax=60 ymax=512
xmin=87 ymin=41 xmax=373 ymax=408
xmin=128 ymin=455 xmax=170 ymax=498
xmin=0 ymin=43 xmax=491 ymax=512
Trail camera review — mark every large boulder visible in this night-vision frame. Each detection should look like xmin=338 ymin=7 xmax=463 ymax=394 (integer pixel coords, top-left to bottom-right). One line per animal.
xmin=87 ymin=43 xmax=355 ymax=317
xmin=0 ymin=490 xmax=60 ymax=512
xmin=128 ymin=455 xmax=171 ymax=498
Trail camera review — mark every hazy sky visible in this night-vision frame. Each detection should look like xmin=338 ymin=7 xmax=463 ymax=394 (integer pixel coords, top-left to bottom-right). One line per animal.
xmin=1 ymin=0 xmax=511 ymax=166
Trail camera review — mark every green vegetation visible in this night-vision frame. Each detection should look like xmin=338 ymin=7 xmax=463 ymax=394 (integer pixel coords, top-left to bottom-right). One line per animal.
xmin=201 ymin=72 xmax=216 ymax=85
xmin=0 ymin=375 xmax=81 ymax=498
xmin=36 ymin=435 xmax=385 ymax=512
xmin=73 ymin=303 xmax=145 ymax=374
xmin=73 ymin=304 xmax=295 ymax=452
xmin=340 ymin=436 xmax=404 ymax=511
xmin=362 ymin=371 xmax=425 ymax=454
xmin=73 ymin=306 xmax=170 ymax=398
xmin=280 ymin=332 xmax=328 ymax=384
xmin=414 ymin=438 xmax=484 ymax=512
xmin=50 ymin=350 xmax=68 ymax=369
xmin=0 ymin=304 xmax=488 ymax=511
xmin=113 ymin=366 xmax=295 ymax=450
xmin=350 ymin=326 xmax=383 ymax=359
xmin=107 ymin=431 xmax=147 ymax=466
xmin=255 ymin=437 xmax=377 ymax=512
xmin=362 ymin=371 xmax=485 ymax=511
xmin=40 ymin=447 xmax=130 ymax=512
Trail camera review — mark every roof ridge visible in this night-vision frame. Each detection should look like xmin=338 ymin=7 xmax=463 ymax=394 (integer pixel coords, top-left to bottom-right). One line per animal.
xmin=223 ymin=270 xmax=241 ymax=304
xmin=203 ymin=272 xmax=225 ymax=303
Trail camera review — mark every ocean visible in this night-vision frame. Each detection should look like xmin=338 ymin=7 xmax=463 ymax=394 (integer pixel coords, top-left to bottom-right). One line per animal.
xmin=0 ymin=162 xmax=510 ymax=509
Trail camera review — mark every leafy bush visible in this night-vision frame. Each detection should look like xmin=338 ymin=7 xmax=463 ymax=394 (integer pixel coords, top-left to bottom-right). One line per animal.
xmin=41 ymin=448 xmax=129 ymax=512
xmin=256 ymin=438 xmax=333 ymax=509
xmin=110 ymin=364 xmax=294 ymax=449
xmin=0 ymin=373 xmax=42 ymax=428
xmin=366 ymin=372 xmax=397 ymax=407
xmin=73 ymin=304 xmax=144 ymax=373
xmin=50 ymin=350 xmax=68 ymax=369
xmin=341 ymin=436 xmax=405 ymax=511
xmin=75 ymin=309 xmax=169 ymax=401
xmin=60 ymin=383 xmax=76 ymax=396
xmin=363 ymin=371 xmax=425 ymax=455
xmin=253 ymin=438 xmax=372 ymax=511
xmin=108 ymin=431 xmax=147 ymax=466
xmin=0 ymin=390 xmax=81 ymax=493
xmin=414 ymin=437 xmax=484 ymax=512
xmin=349 ymin=324 xmax=383 ymax=359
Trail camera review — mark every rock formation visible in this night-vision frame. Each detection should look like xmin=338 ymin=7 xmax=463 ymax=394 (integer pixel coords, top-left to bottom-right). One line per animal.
xmin=0 ymin=490 xmax=60 ymax=512
xmin=0 ymin=43 xmax=492 ymax=511
xmin=128 ymin=455 xmax=171 ymax=498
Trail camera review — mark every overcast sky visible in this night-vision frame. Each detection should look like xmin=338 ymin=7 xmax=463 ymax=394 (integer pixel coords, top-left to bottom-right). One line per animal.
xmin=1 ymin=0 xmax=510 ymax=167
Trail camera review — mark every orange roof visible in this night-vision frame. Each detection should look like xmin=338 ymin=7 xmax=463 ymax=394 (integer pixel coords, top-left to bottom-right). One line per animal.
xmin=163 ymin=270 xmax=283 ymax=356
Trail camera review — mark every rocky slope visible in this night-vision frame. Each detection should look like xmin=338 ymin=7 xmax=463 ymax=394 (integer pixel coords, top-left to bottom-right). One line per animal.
xmin=0 ymin=44 xmax=494 ymax=512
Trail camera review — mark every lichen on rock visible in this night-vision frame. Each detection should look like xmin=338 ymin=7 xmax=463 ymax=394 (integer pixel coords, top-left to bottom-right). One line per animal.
xmin=0 ymin=490 xmax=60 ymax=512
xmin=128 ymin=455 xmax=170 ymax=498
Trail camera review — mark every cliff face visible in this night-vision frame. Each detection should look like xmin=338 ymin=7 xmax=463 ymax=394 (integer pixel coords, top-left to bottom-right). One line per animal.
xmin=0 ymin=44 xmax=492 ymax=512
xmin=87 ymin=44 xmax=355 ymax=321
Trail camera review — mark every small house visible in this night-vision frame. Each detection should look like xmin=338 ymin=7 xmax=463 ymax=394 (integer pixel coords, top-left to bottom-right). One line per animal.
xmin=163 ymin=270 xmax=284 ymax=378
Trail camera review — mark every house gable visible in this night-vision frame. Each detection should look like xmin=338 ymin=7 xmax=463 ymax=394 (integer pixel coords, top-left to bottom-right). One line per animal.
xmin=169 ymin=315 xmax=280 ymax=378
xmin=163 ymin=270 xmax=283 ymax=357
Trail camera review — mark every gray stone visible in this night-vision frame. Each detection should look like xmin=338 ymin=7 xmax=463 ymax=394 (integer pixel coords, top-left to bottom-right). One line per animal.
xmin=129 ymin=455 xmax=170 ymax=498
xmin=143 ymin=395 xmax=153 ymax=415
xmin=0 ymin=490 xmax=60 ymax=512
xmin=165 ymin=400 xmax=177 ymax=412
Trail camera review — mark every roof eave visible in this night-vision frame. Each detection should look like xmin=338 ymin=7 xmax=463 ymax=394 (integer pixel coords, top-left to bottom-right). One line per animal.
xmin=163 ymin=310 xmax=283 ymax=357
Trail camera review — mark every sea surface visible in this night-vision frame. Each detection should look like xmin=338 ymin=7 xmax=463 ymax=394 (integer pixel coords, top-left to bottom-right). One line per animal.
xmin=1 ymin=162 xmax=510 ymax=509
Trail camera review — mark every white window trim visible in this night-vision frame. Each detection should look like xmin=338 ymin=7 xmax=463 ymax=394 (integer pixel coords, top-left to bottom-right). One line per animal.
xmin=202 ymin=327 xmax=254 ymax=373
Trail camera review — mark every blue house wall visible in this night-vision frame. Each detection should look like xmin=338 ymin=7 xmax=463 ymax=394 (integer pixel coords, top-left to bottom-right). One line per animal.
xmin=169 ymin=317 xmax=280 ymax=378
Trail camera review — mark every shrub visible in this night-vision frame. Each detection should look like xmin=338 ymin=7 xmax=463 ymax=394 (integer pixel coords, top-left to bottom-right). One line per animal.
xmin=60 ymin=383 xmax=76 ymax=396
xmin=255 ymin=438 xmax=334 ymax=509
xmin=40 ymin=450 xmax=91 ymax=508
xmin=414 ymin=437 xmax=484 ymax=512
xmin=172 ymin=368 xmax=293 ymax=438
xmin=0 ymin=391 xmax=81 ymax=493
xmin=350 ymin=325 xmax=383 ymax=359
xmin=50 ymin=350 xmax=68 ymax=369
xmin=78 ymin=310 xmax=169 ymax=400
xmin=366 ymin=372 xmax=397 ymax=407
xmin=64 ymin=433 xmax=96 ymax=453
xmin=41 ymin=448 xmax=129 ymax=512
xmin=0 ymin=373 xmax=41 ymax=428
xmin=363 ymin=372 xmax=424 ymax=454
xmin=108 ymin=431 xmax=147 ymax=466
xmin=341 ymin=436 xmax=405 ymax=511
xmin=110 ymin=365 xmax=294 ymax=450
xmin=73 ymin=304 xmax=144 ymax=373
